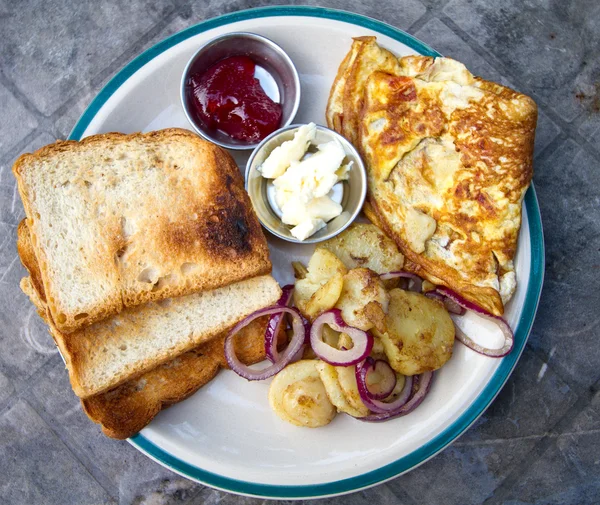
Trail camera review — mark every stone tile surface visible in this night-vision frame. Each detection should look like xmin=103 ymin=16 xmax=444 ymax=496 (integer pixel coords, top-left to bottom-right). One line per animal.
xmin=444 ymin=0 xmax=600 ymax=123
xmin=460 ymin=350 xmax=577 ymax=441
xmin=186 ymin=0 xmax=427 ymax=31
xmin=390 ymin=439 xmax=535 ymax=505
xmin=0 ymin=84 xmax=38 ymax=156
xmin=27 ymin=361 xmax=203 ymax=503
xmin=53 ymin=16 xmax=191 ymax=141
xmin=527 ymin=139 xmax=600 ymax=389
xmin=0 ymin=400 xmax=113 ymax=505
xmin=188 ymin=483 xmax=413 ymax=505
xmin=0 ymin=274 xmax=60 ymax=388
xmin=502 ymin=394 xmax=600 ymax=505
xmin=386 ymin=350 xmax=577 ymax=505
xmin=0 ymin=370 xmax=15 ymax=408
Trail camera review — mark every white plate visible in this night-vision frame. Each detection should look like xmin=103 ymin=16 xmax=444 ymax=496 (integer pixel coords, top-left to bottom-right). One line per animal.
xmin=70 ymin=6 xmax=545 ymax=499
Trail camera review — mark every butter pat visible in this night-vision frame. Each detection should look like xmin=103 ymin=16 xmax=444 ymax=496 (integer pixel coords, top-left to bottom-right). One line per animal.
xmin=260 ymin=125 xmax=351 ymax=241
xmin=291 ymin=218 xmax=327 ymax=241
xmin=259 ymin=123 xmax=316 ymax=178
xmin=281 ymin=196 xmax=343 ymax=226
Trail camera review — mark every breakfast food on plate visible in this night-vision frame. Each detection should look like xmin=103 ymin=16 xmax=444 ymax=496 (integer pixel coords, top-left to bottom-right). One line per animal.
xmin=13 ymin=128 xmax=271 ymax=333
xmin=257 ymin=122 xmax=352 ymax=241
xmin=14 ymin=128 xmax=283 ymax=437
xmin=13 ymin=35 xmax=530 ymax=437
xmin=380 ymin=289 xmax=455 ymax=375
xmin=20 ymin=221 xmax=273 ymax=438
xmin=264 ymin=239 xmax=447 ymax=426
xmin=320 ymin=222 xmax=404 ymax=275
xmin=269 ymin=360 xmax=337 ymax=427
xmin=225 ymin=220 xmax=514 ymax=427
xmin=326 ymin=37 xmax=537 ymax=316
xmin=17 ymin=214 xmax=279 ymax=398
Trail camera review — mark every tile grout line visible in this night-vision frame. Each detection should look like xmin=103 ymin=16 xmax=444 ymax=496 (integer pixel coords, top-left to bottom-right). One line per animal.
xmin=406 ymin=9 xmax=436 ymax=35
xmin=88 ymin=9 xmax=179 ymax=91
xmin=0 ymin=351 xmax=62 ymax=416
xmin=23 ymin=380 xmax=121 ymax=501
xmin=483 ymin=376 xmax=600 ymax=504
xmin=15 ymin=396 xmax=119 ymax=502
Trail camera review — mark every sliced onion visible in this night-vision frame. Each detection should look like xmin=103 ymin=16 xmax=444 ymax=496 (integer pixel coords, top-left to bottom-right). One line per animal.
xmin=265 ymin=285 xmax=294 ymax=363
xmin=443 ymin=296 xmax=466 ymax=315
xmin=425 ymin=290 xmax=466 ymax=315
xmin=355 ymin=357 xmax=397 ymax=400
xmin=380 ymin=271 xmax=422 ymax=292
xmin=225 ymin=306 xmax=305 ymax=381
xmin=358 ymin=371 xmax=433 ymax=422
xmin=356 ymin=361 xmax=412 ymax=414
xmin=310 ymin=310 xmax=373 ymax=366
xmin=436 ymin=286 xmax=514 ymax=358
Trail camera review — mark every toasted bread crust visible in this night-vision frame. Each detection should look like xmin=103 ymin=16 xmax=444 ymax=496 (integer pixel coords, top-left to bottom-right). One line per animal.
xmin=13 ymin=128 xmax=271 ymax=333
xmin=18 ymin=217 xmax=272 ymax=439
xmin=81 ymin=317 xmax=268 ymax=439
xmin=17 ymin=220 xmax=280 ymax=398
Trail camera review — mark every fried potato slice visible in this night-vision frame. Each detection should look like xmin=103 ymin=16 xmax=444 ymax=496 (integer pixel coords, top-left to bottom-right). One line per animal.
xmin=315 ymin=362 xmax=368 ymax=418
xmin=269 ymin=360 xmax=336 ymax=428
xmin=321 ymin=223 xmax=404 ymax=275
xmin=304 ymin=273 xmax=345 ymax=320
xmin=379 ymin=289 xmax=455 ymax=375
xmin=335 ymin=268 xmax=389 ymax=331
xmin=293 ymin=248 xmax=348 ymax=319
xmin=335 ymin=365 xmax=370 ymax=417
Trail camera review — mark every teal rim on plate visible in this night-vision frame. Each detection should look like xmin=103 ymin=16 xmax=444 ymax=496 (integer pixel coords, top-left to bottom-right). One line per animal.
xmin=69 ymin=6 xmax=545 ymax=499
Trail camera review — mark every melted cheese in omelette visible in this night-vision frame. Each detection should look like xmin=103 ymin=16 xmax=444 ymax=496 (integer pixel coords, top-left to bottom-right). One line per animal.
xmin=326 ymin=38 xmax=537 ymax=315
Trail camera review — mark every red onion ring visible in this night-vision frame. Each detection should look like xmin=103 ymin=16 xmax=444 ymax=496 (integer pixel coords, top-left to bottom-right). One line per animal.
xmin=356 ymin=359 xmax=412 ymax=413
xmin=358 ymin=371 xmax=433 ymax=422
xmin=310 ymin=310 xmax=373 ymax=366
xmin=436 ymin=286 xmax=514 ymax=358
xmin=265 ymin=285 xmax=294 ymax=363
xmin=225 ymin=306 xmax=306 ymax=381
xmin=355 ymin=357 xmax=397 ymax=400
xmin=425 ymin=290 xmax=466 ymax=315
xmin=379 ymin=271 xmax=423 ymax=292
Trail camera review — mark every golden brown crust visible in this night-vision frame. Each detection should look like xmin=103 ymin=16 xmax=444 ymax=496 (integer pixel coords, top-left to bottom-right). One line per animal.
xmin=13 ymin=128 xmax=271 ymax=333
xmin=326 ymin=37 xmax=402 ymax=146
xmin=18 ymin=218 xmax=270 ymax=439
xmin=17 ymin=219 xmax=46 ymax=302
xmin=82 ymin=317 xmax=268 ymax=440
xmin=17 ymin=220 xmax=279 ymax=398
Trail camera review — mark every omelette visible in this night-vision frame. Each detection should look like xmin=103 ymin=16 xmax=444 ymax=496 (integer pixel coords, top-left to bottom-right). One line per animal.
xmin=326 ymin=37 xmax=537 ymax=316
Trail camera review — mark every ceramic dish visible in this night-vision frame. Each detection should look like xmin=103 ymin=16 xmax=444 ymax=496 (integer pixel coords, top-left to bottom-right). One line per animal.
xmin=69 ymin=6 xmax=544 ymax=499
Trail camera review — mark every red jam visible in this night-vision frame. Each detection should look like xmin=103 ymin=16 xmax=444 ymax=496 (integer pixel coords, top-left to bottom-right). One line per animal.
xmin=188 ymin=56 xmax=283 ymax=143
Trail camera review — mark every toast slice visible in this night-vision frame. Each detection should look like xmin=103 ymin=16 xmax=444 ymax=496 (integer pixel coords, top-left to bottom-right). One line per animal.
xmin=17 ymin=220 xmax=280 ymax=398
xmin=81 ymin=317 xmax=268 ymax=439
xmin=19 ymin=221 xmax=269 ymax=439
xmin=13 ymin=128 xmax=271 ymax=333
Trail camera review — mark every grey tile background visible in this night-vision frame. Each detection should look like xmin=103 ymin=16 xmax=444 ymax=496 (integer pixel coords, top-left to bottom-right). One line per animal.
xmin=0 ymin=1 xmax=598 ymax=504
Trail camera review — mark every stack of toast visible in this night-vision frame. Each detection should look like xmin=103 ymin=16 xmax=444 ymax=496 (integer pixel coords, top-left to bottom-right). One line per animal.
xmin=13 ymin=128 xmax=282 ymax=438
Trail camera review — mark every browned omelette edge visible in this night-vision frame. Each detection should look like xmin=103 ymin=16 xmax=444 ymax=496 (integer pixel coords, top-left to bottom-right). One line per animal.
xmin=330 ymin=40 xmax=536 ymax=315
